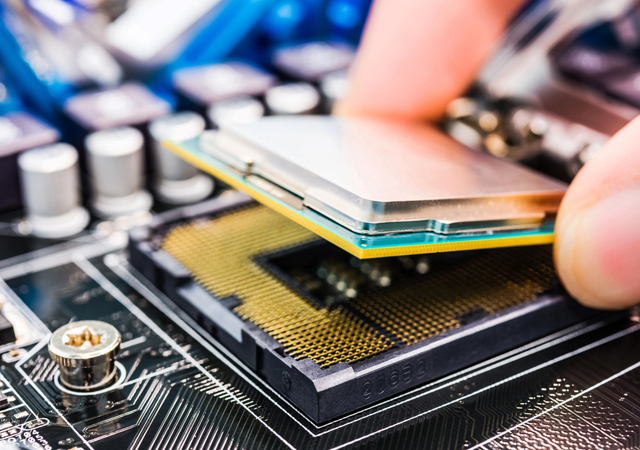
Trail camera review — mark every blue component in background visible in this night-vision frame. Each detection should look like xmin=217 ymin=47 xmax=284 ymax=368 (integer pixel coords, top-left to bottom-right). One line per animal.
xmin=0 ymin=3 xmax=76 ymax=125
xmin=0 ymin=65 xmax=23 ymax=115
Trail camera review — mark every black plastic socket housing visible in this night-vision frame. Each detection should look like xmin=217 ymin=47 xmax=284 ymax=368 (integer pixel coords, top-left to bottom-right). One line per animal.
xmin=128 ymin=191 xmax=604 ymax=423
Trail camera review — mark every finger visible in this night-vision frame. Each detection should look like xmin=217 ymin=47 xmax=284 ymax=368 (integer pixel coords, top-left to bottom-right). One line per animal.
xmin=555 ymin=115 xmax=640 ymax=309
xmin=336 ymin=0 xmax=526 ymax=120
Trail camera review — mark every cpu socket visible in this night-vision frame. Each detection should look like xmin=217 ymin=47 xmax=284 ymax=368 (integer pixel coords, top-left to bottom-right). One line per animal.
xmin=129 ymin=192 xmax=602 ymax=422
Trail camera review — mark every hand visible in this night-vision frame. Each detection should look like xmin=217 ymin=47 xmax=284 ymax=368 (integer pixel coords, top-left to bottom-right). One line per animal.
xmin=337 ymin=0 xmax=640 ymax=309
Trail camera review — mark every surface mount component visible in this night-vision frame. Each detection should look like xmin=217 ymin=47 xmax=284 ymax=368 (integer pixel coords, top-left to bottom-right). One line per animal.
xmin=272 ymin=41 xmax=356 ymax=82
xmin=165 ymin=116 xmax=567 ymax=258
xmin=48 ymin=320 xmax=121 ymax=392
xmin=173 ymin=62 xmax=276 ymax=106
xmin=63 ymin=83 xmax=171 ymax=132
xmin=129 ymin=192 xmax=601 ymax=422
xmin=0 ymin=312 xmax=15 ymax=347
xmin=0 ymin=112 xmax=60 ymax=213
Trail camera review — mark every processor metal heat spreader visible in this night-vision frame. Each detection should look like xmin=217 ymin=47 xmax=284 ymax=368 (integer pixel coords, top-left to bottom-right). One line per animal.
xmin=164 ymin=116 xmax=567 ymax=258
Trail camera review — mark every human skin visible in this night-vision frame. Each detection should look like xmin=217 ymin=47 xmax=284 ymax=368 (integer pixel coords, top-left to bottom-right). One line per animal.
xmin=337 ymin=0 xmax=640 ymax=309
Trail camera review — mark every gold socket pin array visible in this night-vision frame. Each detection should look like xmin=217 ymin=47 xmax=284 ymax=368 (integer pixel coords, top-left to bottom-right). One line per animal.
xmin=162 ymin=205 xmax=391 ymax=367
xmin=162 ymin=204 xmax=556 ymax=368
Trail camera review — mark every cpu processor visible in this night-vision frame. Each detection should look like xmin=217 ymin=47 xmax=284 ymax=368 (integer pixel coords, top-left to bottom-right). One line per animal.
xmin=164 ymin=116 xmax=567 ymax=258
xmin=129 ymin=192 xmax=601 ymax=422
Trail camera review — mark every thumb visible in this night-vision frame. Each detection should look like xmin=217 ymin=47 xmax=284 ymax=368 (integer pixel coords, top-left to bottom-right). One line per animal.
xmin=335 ymin=0 xmax=526 ymax=120
xmin=555 ymin=115 xmax=640 ymax=309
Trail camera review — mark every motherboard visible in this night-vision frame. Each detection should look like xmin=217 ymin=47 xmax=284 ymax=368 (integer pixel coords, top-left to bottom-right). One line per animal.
xmin=1 ymin=0 xmax=640 ymax=448
xmin=0 ymin=197 xmax=637 ymax=450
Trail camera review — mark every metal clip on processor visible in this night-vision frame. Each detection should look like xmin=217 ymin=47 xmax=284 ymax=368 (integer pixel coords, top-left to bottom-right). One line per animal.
xmin=48 ymin=320 xmax=121 ymax=392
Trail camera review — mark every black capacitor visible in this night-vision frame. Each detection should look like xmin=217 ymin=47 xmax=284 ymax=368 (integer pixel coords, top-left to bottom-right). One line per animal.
xmin=0 ymin=311 xmax=15 ymax=347
xmin=555 ymin=44 xmax=634 ymax=87
xmin=272 ymin=41 xmax=356 ymax=82
xmin=173 ymin=62 xmax=276 ymax=107
xmin=63 ymin=82 xmax=171 ymax=132
xmin=603 ymin=68 xmax=640 ymax=108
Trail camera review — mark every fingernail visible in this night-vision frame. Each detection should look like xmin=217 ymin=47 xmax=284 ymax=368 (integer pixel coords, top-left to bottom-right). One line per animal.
xmin=556 ymin=187 xmax=640 ymax=309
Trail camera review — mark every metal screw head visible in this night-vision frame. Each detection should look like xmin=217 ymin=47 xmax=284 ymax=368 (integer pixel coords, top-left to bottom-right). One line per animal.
xmin=48 ymin=320 xmax=121 ymax=391
xmin=64 ymin=326 xmax=104 ymax=349
xmin=49 ymin=321 xmax=120 ymax=364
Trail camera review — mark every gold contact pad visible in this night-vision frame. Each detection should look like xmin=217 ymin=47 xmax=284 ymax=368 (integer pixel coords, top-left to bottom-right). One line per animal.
xmin=162 ymin=204 xmax=556 ymax=368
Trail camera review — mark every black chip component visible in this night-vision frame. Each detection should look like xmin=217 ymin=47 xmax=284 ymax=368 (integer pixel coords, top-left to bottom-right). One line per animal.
xmin=0 ymin=312 xmax=16 ymax=347
xmin=554 ymin=44 xmax=634 ymax=88
xmin=129 ymin=192 xmax=603 ymax=422
xmin=603 ymin=69 xmax=640 ymax=108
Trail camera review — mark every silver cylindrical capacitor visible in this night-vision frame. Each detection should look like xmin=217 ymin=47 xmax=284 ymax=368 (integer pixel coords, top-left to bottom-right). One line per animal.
xmin=18 ymin=144 xmax=90 ymax=238
xmin=85 ymin=126 xmax=153 ymax=218
xmin=48 ymin=320 xmax=121 ymax=392
xmin=207 ymin=96 xmax=265 ymax=126
xmin=320 ymin=69 xmax=350 ymax=113
xmin=149 ymin=112 xmax=214 ymax=204
xmin=265 ymin=82 xmax=320 ymax=115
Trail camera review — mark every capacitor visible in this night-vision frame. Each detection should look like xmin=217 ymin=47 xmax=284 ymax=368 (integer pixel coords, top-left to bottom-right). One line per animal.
xmin=18 ymin=144 xmax=89 ymax=238
xmin=48 ymin=320 xmax=121 ymax=392
xmin=207 ymin=96 xmax=265 ymax=126
xmin=320 ymin=69 xmax=350 ymax=113
xmin=85 ymin=126 xmax=153 ymax=218
xmin=149 ymin=112 xmax=214 ymax=205
xmin=264 ymin=82 xmax=321 ymax=115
